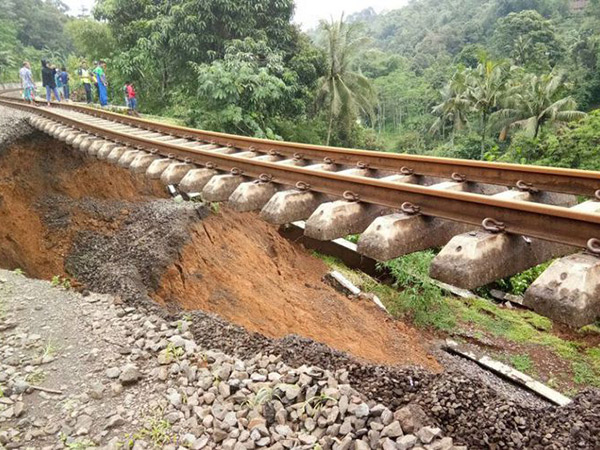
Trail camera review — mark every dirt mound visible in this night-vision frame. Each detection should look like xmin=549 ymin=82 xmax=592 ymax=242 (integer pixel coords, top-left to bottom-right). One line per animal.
xmin=153 ymin=209 xmax=438 ymax=369
xmin=0 ymin=136 xmax=438 ymax=370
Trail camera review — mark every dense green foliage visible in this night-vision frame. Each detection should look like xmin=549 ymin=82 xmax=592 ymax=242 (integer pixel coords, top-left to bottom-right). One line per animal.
xmin=1 ymin=0 xmax=599 ymax=165
xmin=0 ymin=0 xmax=72 ymax=80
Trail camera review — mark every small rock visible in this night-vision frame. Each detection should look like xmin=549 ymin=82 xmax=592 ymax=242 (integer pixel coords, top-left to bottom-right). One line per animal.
xmin=397 ymin=434 xmax=418 ymax=450
xmin=89 ymin=382 xmax=104 ymax=400
xmin=105 ymin=415 xmax=125 ymax=430
xmin=394 ymin=405 xmax=429 ymax=434
xmin=119 ymin=364 xmax=142 ymax=385
xmin=14 ymin=402 xmax=25 ymax=418
xmin=106 ymin=367 xmax=121 ymax=379
xmin=353 ymin=403 xmax=370 ymax=418
xmin=382 ymin=421 xmax=403 ymax=438
xmin=415 ymin=427 xmax=442 ymax=445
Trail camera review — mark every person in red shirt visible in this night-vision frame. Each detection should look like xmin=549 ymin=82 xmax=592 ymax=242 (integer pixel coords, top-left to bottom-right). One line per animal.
xmin=125 ymin=81 xmax=139 ymax=116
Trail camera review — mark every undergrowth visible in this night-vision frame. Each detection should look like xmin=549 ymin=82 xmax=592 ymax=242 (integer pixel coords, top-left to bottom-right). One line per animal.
xmin=315 ymin=250 xmax=600 ymax=392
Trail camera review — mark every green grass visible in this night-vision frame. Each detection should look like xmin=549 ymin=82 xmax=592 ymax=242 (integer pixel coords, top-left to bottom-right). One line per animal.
xmin=314 ymin=249 xmax=600 ymax=391
xmin=510 ymin=354 xmax=535 ymax=374
xmin=317 ymin=250 xmax=456 ymax=331
xmin=134 ymin=413 xmax=174 ymax=446
xmin=495 ymin=260 xmax=553 ymax=295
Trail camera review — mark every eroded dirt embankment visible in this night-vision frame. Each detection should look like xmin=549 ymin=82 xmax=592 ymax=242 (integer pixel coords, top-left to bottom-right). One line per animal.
xmin=0 ymin=134 xmax=438 ymax=369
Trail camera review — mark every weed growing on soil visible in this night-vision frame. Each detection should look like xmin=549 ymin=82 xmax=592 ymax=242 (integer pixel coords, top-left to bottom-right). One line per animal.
xmin=243 ymin=387 xmax=281 ymax=409
xmin=40 ymin=340 xmax=59 ymax=359
xmin=132 ymin=410 xmax=175 ymax=446
xmin=12 ymin=268 xmax=24 ymax=276
xmin=50 ymin=275 xmax=71 ymax=290
xmin=63 ymin=438 xmax=96 ymax=450
xmin=302 ymin=394 xmax=337 ymax=416
xmin=210 ymin=202 xmax=220 ymax=214
xmin=163 ymin=342 xmax=184 ymax=362
xmin=510 ymin=354 xmax=535 ymax=374
xmin=26 ymin=370 xmax=46 ymax=384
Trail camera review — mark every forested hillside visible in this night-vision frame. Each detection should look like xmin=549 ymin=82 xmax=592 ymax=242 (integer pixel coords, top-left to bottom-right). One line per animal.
xmin=1 ymin=0 xmax=599 ymax=168
xmin=351 ymin=0 xmax=600 ymax=167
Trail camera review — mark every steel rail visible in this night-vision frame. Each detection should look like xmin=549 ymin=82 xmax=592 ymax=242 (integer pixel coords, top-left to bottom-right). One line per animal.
xmin=4 ymin=98 xmax=599 ymax=250
xmin=1 ymin=93 xmax=599 ymax=198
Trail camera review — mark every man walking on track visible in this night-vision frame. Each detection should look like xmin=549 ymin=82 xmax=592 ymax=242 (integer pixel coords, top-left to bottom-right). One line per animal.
xmin=19 ymin=61 xmax=36 ymax=105
xmin=93 ymin=60 xmax=108 ymax=107
xmin=78 ymin=61 xmax=93 ymax=104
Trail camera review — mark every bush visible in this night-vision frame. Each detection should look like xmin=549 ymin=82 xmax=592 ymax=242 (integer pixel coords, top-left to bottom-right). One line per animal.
xmin=534 ymin=110 xmax=600 ymax=170
xmin=431 ymin=132 xmax=499 ymax=160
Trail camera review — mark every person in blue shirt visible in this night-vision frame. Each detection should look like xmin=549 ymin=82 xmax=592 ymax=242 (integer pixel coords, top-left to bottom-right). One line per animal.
xmin=54 ymin=66 xmax=62 ymax=98
xmin=59 ymin=67 xmax=70 ymax=101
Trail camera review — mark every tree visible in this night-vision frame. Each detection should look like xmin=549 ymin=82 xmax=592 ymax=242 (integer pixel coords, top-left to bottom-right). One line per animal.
xmin=189 ymin=38 xmax=299 ymax=138
xmin=491 ymin=10 xmax=563 ymax=71
xmin=13 ymin=0 xmax=71 ymax=53
xmin=94 ymin=0 xmax=297 ymax=104
xmin=430 ymin=68 xmax=472 ymax=143
xmin=65 ymin=19 xmax=116 ymax=63
xmin=535 ymin=110 xmax=600 ymax=170
xmin=465 ymin=58 xmax=513 ymax=157
xmin=494 ymin=71 xmax=586 ymax=138
xmin=492 ymin=0 xmax=568 ymax=17
xmin=316 ymin=16 xmax=376 ymax=146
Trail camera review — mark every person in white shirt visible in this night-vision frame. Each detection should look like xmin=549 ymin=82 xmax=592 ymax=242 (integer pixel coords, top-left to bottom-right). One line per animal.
xmin=19 ymin=61 xmax=36 ymax=105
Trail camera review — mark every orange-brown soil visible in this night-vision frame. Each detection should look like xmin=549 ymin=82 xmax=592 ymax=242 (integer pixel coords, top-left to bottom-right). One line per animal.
xmin=0 ymin=137 xmax=165 ymax=278
xmin=153 ymin=209 xmax=440 ymax=370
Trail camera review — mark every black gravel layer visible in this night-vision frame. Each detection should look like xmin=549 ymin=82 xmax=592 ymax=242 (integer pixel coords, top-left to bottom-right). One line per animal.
xmin=0 ymin=106 xmax=33 ymax=150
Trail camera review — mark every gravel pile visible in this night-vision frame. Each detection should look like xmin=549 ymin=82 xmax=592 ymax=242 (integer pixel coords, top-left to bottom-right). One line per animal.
xmin=0 ymin=105 xmax=33 ymax=149
xmin=63 ymin=198 xmax=209 ymax=305
xmin=178 ymin=307 xmax=600 ymax=449
xmin=0 ymin=270 xmax=459 ymax=450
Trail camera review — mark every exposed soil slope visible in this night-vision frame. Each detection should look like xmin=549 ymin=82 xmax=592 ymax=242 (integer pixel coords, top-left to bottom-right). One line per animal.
xmin=153 ymin=210 xmax=438 ymax=369
xmin=0 ymin=134 xmax=165 ymax=278
xmin=0 ymin=135 xmax=438 ymax=369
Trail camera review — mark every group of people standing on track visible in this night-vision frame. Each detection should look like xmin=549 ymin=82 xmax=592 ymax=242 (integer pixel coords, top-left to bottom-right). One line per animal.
xmin=18 ymin=59 xmax=137 ymax=115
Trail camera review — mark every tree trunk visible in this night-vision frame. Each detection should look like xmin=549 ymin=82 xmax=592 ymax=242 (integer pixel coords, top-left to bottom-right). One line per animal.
xmin=326 ymin=101 xmax=334 ymax=146
xmin=480 ymin=112 xmax=488 ymax=160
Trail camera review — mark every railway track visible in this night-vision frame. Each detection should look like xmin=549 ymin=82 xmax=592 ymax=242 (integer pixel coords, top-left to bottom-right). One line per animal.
xmin=1 ymin=87 xmax=599 ymax=327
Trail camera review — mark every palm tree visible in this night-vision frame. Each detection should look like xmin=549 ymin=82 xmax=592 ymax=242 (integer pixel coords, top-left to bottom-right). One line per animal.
xmin=464 ymin=58 xmax=512 ymax=158
xmin=316 ymin=15 xmax=376 ymax=146
xmin=494 ymin=71 xmax=586 ymax=139
xmin=430 ymin=68 xmax=471 ymax=144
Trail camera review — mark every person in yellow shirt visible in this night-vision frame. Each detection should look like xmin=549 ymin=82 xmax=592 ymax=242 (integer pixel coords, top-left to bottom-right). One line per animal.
xmin=78 ymin=60 xmax=93 ymax=104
